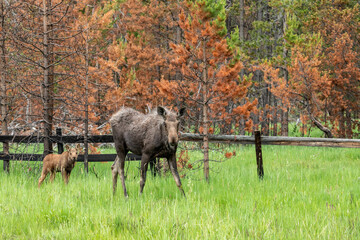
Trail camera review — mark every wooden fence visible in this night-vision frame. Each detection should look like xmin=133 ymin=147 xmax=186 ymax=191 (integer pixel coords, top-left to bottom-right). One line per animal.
xmin=1 ymin=129 xmax=359 ymax=178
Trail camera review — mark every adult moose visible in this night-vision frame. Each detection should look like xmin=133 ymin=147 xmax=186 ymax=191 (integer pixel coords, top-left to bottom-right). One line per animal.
xmin=110 ymin=106 xmax=186 ymax=197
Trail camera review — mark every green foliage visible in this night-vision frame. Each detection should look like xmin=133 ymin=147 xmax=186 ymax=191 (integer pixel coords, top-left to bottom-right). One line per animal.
xmin=188 ymin=0 xmax=227 ymax=36
xmin=202 ymin=0 xmax=225 ymax=19
xmin=0 ymin=145 xmax=359 ymax=239
xmin=205 ymin=0 xmax=227 ymax=36
xmin=228 ymin=27 xmax=240 ymax=49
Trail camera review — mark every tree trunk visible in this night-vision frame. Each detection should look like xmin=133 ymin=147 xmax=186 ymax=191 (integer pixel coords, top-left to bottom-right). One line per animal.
xmin=225 ymin=0 xmax=232 ymax=34
xmin=281 ymin=9 xmax=289 ymax=136
xmin=84 ymin=27 xmax=89 ymax=173
xmin=202 ymin=40 xmax=209 ymax=183
xmin=339 ymin=109 xmax=345 ymax=138
xmin=239 ymin=0 xmax=244 ymax=41
xmin=0 ymin=1 xmax=9 ymax=172
xmin=256 ymin=0 xmax=263 ymax=59
xmin=42 ymin=0 xmax=53 ymax=155
xmin=261 ymin=75 xmax=269 ymax=135
xmin=239 ymin=117 xmax=245 ymax=135
xmin=307 ymin=105 xmax=333 ymax=138
xmin=175 ymin=21 xmax=182 ymax=81
xmin=282 ymin=109 xmax=289 ymax=136
xmin=273 ymin=97 xmax=278 ymax=136
xmin=345 ymin=110 xmax=352 ymax=138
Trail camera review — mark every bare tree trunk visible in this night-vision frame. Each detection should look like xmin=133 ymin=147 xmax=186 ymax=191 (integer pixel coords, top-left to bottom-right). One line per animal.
xmin=48 ymin=4 xmax=55 ymax=146
xmin=310 ymin=114 xmax=333 ymax=138
xmin=202 ymin=40 xmax=209 ymax=183
xmin=42 ymin=0 xmax=53 ymax=155
xmin=238 ymin=0 xmax=245 ymax=134
xmin=262 ymin=86 xmax=270 ymax=136
xmin=255 ymin=0 xmax=263 ymax=132
xmin=239 ymin=0 xmax=244 ymax=41
xmin=175 ymin=17 xmax=182 ymax=81
xmin=345 ymin=110 xmax=352 ymax=138
xmin=282 ymin=109 xmax=289 ymax=136
xmin=273 ymin=96 xmax=278 ymax=136
xmin=239 ymin=117 xmax=245 ymax=135
xmin=301 ymin=120 xmax=305 ymax=137
xmin=339 ymin=109 xmax=346 ymax=138
xmin=324 ymin=98 xmax=327 ymax=124
xmin=257 ymin=0 xmax=262 ymax=57
xmin=84 ymin=27 xmax=89 ymax=173
xmin=307 ymin=105 xmax=333 ymax=138
xmin=0 ymin=1 xmax=9 ymax=172
xmin=252 ymin=70 xmax=261 ymax=132
xmin=281 ymin=9 xmax=289 ymax=136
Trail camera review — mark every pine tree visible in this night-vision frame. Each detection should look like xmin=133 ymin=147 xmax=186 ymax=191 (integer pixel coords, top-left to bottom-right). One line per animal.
xmin=157 ymin=0 xmax=256 ymax=181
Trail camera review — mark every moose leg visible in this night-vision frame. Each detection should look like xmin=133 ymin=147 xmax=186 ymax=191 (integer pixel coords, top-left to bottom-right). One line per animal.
xmin=150 ymin=158 xmax=156 ymax=177
xmin=139 ymin=154 xmax=150 ymax=195
xmin=168 ymin=155 xmax=186 ymax=197
xmin=61 ymin=170 xmax=68 ymax=184
xmin=111 ymin=156 xmax=120 ymax=195
xmin=38 ymin=169 xmax=48 ymax=188
xmin=62 ymin=170 xmax=71 ymax=185
xmin=112 ymin=153 xmax=128 ymax=197
xmin=65 ymin=172 xmax=71 ymax=184
xmin=49 ymin=171 xmax=56 ymax=183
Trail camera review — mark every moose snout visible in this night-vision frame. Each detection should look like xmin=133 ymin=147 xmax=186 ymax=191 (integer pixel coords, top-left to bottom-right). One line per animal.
xmin=169 ymin=136 xmax=179 ymax=146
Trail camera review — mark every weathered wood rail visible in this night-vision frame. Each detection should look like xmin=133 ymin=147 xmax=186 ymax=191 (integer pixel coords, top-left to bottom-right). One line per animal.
xmin=179 ymin=133 xmax=360 ymax=148
xmin=0 ymin=153 xmax=140 ymax=162
xmin=1 ymin=133 xmax=359 ymax=163
xmin=1 ymin=133 xmax=359 ymax=148
xmin=1 ymin=131 xmax=359 ymax=178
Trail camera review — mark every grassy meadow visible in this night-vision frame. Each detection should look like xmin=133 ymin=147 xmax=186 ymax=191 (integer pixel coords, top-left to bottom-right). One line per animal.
xmin=0 ymin=144 xmax=359 ymax=239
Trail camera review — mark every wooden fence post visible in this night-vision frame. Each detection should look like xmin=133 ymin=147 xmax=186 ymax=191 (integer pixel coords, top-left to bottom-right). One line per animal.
xmin=254 ymin=130 xmax=264 ymax=179
xmin=56 ymin=128 xmax=64 ymax=154
xmin=2 ymin=142 xmax=9 ymax=173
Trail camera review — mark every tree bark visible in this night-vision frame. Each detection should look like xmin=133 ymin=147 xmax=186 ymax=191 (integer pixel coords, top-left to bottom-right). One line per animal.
xmin=0 ymin=1 xmax=9 ymax=172
xmin=339 ymin=109 xmax=345 ymax=138
xmin=239 ymin=0 xmax=244 ymax=41
xmin=42 ymin=0 xmax=53 ymax=155
xmin=84 ymin=27 xmax=89 ymax=173
xmin=239 ymin=117 xmax=245 ymax=135
xmin=262 ymin=85 xmax=270 ymax=136
xmin=307 ymin=105 xmax=333 ymax=138
xmin=281 ymin=8 xmax=289 ymax=136
xmin=202 ymin=40 xmax=209 ymax=183
xmin=273 ymin=96 xmax=278 ymax=136
xmin=345 ymin=110 xmax=352 ymax=139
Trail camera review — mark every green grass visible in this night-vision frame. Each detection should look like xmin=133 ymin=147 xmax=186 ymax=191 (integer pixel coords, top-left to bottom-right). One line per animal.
xmin=0 ymin=145 xmax=359 ymax=239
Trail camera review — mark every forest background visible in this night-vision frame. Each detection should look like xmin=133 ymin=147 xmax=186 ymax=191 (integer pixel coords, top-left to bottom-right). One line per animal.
xmin=1 ymin=0 xmax=359 ymax=152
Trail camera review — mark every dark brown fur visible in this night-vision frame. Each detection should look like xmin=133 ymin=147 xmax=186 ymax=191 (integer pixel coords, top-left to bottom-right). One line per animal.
xmin=110 ymin=106 xmax=186 ymax=197
xmin=38 ymin=145 xmax=81 ymax=188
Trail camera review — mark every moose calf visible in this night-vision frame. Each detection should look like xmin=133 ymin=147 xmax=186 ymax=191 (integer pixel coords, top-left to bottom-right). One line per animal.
xmin=38 ymin=145 xmax=81 ymax=188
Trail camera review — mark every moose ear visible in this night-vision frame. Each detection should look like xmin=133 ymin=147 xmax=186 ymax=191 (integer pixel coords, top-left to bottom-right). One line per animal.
xmin=178 ymin=107 xmax=186 ymax=118
xmin=65 ymin=145 xmax=70 ymax=151
xmin=157 ymin=106 xmax=166 ymax=117
xmin=76 ymin=144 xmax=82 ymax=151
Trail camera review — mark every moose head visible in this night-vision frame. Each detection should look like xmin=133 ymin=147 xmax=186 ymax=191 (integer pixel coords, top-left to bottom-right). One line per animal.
xmin=157 ymin=106 xmax=186 ymax=148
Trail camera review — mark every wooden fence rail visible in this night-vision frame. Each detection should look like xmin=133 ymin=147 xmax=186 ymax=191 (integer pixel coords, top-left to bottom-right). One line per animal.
xmin=1 ymin=133 xmax=359 ymax=147
xmin=0 ymin=153 xmax=139 ymax=162
xmin=1 ymin=131 xmax=359 ymax=178
xmin=179 ymin=133 xmax=360 ymax=148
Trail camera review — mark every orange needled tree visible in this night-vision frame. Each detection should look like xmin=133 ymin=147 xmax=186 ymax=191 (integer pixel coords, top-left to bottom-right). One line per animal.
xmin=157 ymin=0 xmax=256 ymax=182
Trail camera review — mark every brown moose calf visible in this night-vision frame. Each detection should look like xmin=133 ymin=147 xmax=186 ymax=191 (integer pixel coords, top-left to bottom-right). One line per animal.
xmin=38 ymin=145 xmax=81 ymax=188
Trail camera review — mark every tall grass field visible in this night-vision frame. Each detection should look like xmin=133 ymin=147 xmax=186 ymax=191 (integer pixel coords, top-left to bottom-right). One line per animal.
xmin=0 ymin=145 xmax=359 ymax=239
